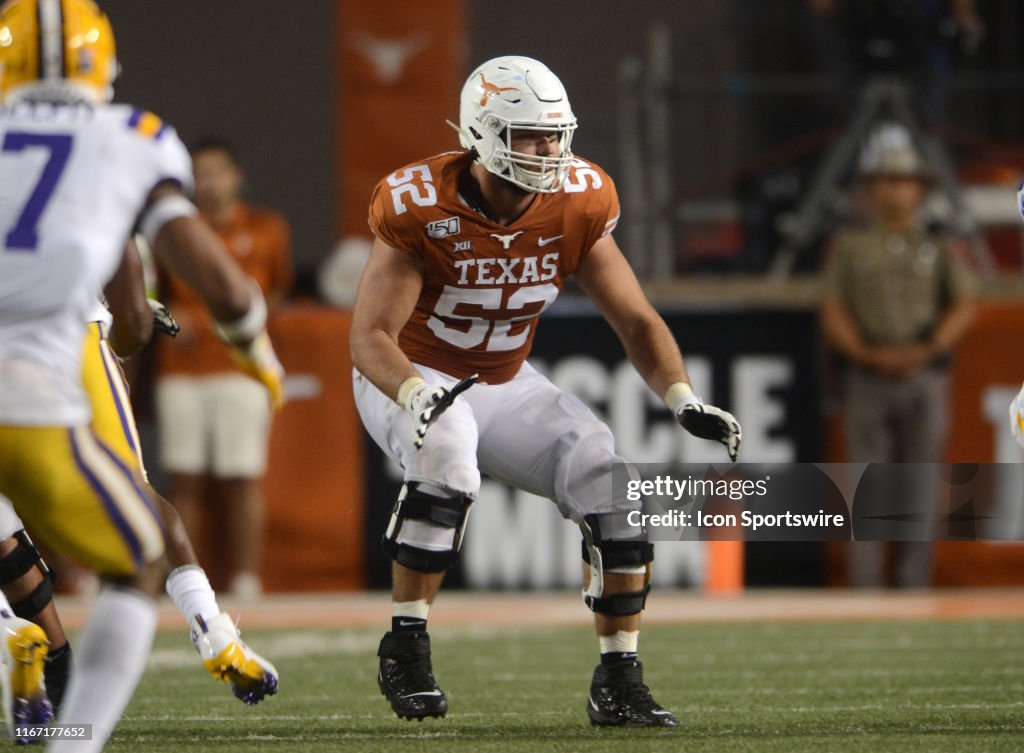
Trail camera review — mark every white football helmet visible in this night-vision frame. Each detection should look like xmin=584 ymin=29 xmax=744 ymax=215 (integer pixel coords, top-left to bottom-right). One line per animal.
xmin=453 ymin=56 xmax=577 ymax=193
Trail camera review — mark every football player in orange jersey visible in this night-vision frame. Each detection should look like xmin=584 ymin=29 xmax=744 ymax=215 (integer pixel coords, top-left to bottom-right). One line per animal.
xmin=351 ymin=56 xmax=742 ymax=727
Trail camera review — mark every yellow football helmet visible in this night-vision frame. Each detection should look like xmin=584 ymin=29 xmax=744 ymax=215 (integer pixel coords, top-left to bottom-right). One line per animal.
xmin=0 ymin=0 xmax=117 ymax=104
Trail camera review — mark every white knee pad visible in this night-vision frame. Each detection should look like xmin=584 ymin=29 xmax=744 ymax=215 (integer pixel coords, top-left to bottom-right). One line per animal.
xmin=579 ymin=513 xmax=654 ymax=617
xmin=383 ymin=482 xmax=476 ymax=573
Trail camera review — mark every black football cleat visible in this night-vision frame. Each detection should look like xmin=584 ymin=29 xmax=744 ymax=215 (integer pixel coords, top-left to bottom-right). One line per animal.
xmin=377 ymin=631 xmax=448 ymax=721
xmin=587 ymin=659 xmax=679 ymax=727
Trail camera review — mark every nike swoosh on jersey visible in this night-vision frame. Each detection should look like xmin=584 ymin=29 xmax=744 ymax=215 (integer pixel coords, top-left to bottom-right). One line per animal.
xmin=538 ymin=235 xmax=564 ymax=246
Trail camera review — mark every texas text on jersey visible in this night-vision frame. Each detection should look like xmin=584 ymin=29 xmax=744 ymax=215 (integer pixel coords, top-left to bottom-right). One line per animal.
xmin=368 ymin=150 xmax=620 ymax=384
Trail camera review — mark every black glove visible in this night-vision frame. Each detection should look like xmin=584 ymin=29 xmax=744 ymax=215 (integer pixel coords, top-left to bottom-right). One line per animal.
xmin=403 ymin=374 xmax=478 ymax=450
xmin=148 ymin=299 xmax=180 ymax=337
xmin=674 ymin=398 xmax=742 ymax=462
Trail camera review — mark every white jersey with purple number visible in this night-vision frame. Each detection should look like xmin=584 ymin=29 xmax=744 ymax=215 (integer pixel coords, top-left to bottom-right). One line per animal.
xmin=0 ymin=102 xmax=191 ymax=425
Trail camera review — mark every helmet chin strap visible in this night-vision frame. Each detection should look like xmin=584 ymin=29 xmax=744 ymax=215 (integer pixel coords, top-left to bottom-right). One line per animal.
xmin=446 ymin=118 xmax=483 ymax=161
xmin=445 ymin=119 xmax=464 ymax=138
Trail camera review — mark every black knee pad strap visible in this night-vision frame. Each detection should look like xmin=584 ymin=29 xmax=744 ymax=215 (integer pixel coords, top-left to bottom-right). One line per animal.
xmin=0 ymin=540 xmax=39 ymax=584
xmin=11 ymin=577 xmax=54 ymax=620
xmin=585 ymin=583 xmax=651 ymax=616
xmin=383 ymin=540 xmax=455 ymax=574
xmin=581 ymin=539 xmax=655 ymax=568
xmin=398 ymin=493 xmax=468 ymax=529
xmin=0 ymin=531 xmax=55 ymax=585
xmin=383 ymin=483 xmax=474 ymax=574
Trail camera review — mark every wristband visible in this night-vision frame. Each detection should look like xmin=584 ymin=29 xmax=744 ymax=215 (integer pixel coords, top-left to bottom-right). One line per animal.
xmin=138 ymin=193 xmax=197 ymax=246
xmin=215 ymin=281 xmax=267 ymax=344
xmin=663 ymin=381 xmax=694 ymax=410
xmin=396 ymin=376 xmax=425 ymax=409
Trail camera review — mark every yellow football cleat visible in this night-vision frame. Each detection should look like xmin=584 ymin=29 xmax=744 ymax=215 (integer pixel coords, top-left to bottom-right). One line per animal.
xmin=0 ymin=617 xmax=53 ymax=743
xmin=190 ymin=613 xmax=278 ymax=705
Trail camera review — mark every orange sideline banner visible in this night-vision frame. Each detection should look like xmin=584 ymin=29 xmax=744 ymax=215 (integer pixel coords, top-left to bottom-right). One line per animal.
xmin=336 ymin=0 xmax=466 ymax=239
xmin=261 ymin=306 xmax=364 ymax=591
xmin=947 ymin=301 xmax=1024 ymax=462
xmin=935 ymin=301 xmax=1024 ymax=585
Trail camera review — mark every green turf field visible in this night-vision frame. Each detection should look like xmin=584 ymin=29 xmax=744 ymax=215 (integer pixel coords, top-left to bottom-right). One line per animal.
xmin=113 ymin=619 xmax=1023 ymax=752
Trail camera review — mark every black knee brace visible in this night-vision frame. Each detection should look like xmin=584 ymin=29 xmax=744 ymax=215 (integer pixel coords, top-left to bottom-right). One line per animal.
xmin=580 ymin=514 xmax=654 ymax=616
xmin=382 ymin=483 xmax=474 ymax=573
xmin=0 ymin=530 xmax=56 ymax=619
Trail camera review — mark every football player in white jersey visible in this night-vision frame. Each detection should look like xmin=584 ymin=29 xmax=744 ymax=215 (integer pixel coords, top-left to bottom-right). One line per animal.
xmin=89 ymin=239 xmax=281 ymax=706
xmin=0 ymin=1 xmax=283 ymax=749
xmin=0 ymin=238 xmax=280 ymax=721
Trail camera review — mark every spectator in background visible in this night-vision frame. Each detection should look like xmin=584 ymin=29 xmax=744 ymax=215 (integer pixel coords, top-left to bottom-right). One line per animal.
xmin=820 ymin=142 xmax=975 ymax=588
xmin=155 ymin=138 xmax=293 ymax=597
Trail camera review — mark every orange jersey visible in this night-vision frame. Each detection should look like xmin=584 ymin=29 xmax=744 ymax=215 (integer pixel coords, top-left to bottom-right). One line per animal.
xmin=368 ymin=151 xmax=619 ymax=384
xmin=158 ymin=204 xmax=293 ymax=377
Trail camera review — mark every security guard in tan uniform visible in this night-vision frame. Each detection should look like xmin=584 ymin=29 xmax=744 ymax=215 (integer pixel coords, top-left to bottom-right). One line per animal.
xmin=821 ymin=144 xmax=976 ymax=588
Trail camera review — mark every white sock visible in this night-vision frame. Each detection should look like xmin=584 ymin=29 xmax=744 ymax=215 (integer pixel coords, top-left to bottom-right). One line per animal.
xmin=599 ymin=630 xmax=639 ymax=655
xmin=166 ymin=565 xmax=221 ymax=624
xmin=51 ymin=587 xmax=156 ymax=753
xmin=392 ymin=599 xmax=430 ymax=620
